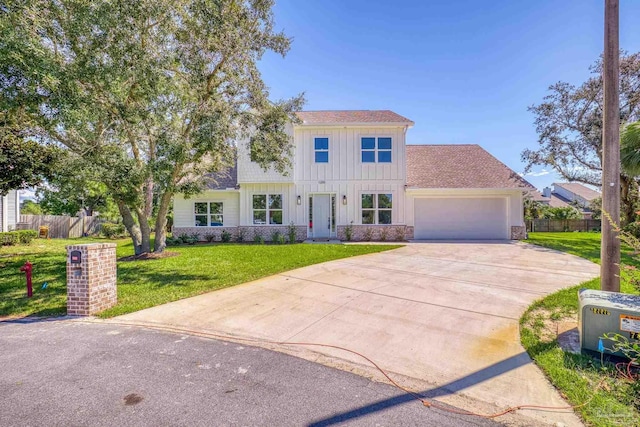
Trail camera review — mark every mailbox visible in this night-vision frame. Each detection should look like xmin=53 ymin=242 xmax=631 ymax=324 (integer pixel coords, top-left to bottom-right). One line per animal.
xmin=578 ymin=289 xmax=640 ymax=358
xmin=70 ymin=250 xmax=82 ymax=264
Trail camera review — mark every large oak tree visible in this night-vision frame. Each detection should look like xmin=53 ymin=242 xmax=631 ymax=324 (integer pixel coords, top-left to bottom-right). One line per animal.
xmin=522 ymin=52 xmax=640 ymax=224
xmin=0 ymin=0 xmax=303 ymax=254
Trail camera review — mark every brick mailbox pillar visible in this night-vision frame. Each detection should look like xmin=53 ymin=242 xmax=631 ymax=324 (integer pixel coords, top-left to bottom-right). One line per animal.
xmin=66 ymin=243 xmax=117 ymax=316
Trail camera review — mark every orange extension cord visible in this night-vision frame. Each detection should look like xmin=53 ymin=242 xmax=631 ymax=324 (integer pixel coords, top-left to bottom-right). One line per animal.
xmin=88 ymin=319 xmax=598 ymax=420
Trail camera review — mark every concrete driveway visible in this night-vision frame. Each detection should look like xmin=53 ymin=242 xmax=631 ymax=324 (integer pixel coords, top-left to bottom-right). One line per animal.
xmin=115 ymin=241 xmax=599 ymax=426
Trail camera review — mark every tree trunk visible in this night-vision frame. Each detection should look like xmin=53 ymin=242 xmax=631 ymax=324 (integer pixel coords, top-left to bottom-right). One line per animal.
xmin=136 ymin=207 xmax=152 ymax=254
xmin=117 ymin=200 xmax=142 ymax=255
xmin=154 ymin=190 xmax=173 ymax=253
xmin=144 ymin=177 xmax=154 ymax=218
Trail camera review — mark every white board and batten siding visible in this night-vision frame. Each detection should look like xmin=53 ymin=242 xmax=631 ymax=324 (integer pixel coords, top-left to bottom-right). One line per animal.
xmin=407 ymin=189 xmax=524 ymax=240
xmin=293 ymin=126 xmax=406 ymax=183
xmin=173 ymin=191 xmax=240 ymax=228
xmin=291 ymin=126 xmax=408 ymax=226
xmin=1 ymin=190 xmax=20 ymax=232
xmin=236 ymin=129 xmax=294 ymax=184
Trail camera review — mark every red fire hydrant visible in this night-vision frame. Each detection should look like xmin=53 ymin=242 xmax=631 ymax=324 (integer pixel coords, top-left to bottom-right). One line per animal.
xmin=20 ymin=261 xmax=33 ymax=298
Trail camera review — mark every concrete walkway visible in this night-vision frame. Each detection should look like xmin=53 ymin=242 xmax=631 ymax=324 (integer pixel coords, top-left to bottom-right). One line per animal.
xmin=115 ymin=241 xmax=600 ymax=426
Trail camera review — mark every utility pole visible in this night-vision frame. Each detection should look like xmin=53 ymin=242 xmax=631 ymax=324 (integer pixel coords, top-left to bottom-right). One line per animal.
xmin=601 ymin=0 xmax=620 ymax=292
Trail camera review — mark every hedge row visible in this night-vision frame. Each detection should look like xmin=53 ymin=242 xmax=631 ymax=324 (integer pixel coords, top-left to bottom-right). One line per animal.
xmin=0 ymin=230 xmax=38 ymax=246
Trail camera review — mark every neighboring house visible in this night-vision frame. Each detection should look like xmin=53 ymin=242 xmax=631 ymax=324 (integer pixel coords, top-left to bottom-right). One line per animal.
xmin=0 ymin=190 xmax=20 ymax=232
xmin=173 ymin=110 xmax=533 ymax=241
xmin=540 ymin=183 xmax=600 ymax=218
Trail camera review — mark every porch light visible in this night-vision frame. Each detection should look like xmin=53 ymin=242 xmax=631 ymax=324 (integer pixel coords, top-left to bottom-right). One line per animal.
xmin=297 ymin=195 xmax=302 ymax=205
xmin=342 ymin=195 xmax=347 ymax=205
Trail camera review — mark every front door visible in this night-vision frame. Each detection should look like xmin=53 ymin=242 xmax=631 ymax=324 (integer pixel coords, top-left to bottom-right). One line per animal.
xmin=312 ymin=194 xmax=331 ymax=238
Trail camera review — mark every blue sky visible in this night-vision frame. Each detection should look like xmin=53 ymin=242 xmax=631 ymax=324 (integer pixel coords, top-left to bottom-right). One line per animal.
xmin=258 ymin=0 xmax=640 ymax=191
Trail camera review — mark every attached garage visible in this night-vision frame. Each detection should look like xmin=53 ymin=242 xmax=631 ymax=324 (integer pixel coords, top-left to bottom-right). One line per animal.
xmin=413 ymin=197 xmax=508 ymax=240
xmin=406 ymin=144 xmax=533 ymax=241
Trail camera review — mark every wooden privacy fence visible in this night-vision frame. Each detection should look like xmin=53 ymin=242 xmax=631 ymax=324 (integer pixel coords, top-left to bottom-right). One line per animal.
xmin=526 ymin=219 xmax=601 ymax=232
xmin=17 ymin=215 xmax=104 ymax=238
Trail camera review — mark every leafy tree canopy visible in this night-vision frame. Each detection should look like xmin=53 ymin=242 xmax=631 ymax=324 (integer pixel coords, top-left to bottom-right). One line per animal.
xmin=621 ymin=121 xmax=640 ymax=176
xmin=522 ymin=52 xmax=640 ymax=186
xmin=541 ymin=206 xmax=582 ymax=220
xmin=20 ymin=199 xmax=43 ymax=215
xmin=0 ymin=0 xmax=304 ymax=254
xmin=0 ymin=135 xmax=61 ymax=196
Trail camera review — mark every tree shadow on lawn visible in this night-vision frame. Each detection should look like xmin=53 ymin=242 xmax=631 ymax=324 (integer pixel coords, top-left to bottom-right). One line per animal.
xmin=117 ymin=265 xmax=217 ymax=289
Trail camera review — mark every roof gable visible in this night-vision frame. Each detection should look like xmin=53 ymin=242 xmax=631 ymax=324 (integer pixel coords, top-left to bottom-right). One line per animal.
xmin=295 ymin=110 xmax=414 ymax=126
xmin=406 ymin=144 xmax=534 ymax=189
xmin=203 ymin=163 xmax=238 ymax=190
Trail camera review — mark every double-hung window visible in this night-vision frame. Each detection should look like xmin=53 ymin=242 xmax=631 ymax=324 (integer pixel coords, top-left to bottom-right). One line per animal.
xmin=253 ymin=194 xmax=283 ymax=225
xmin=314 ymin=137 xmax=329 ymax=163
xmin=194 ymin=202 xmax=223 ymax=226
xmin=361 ymin=194 xmax=392 ymax=224
xmin=361 ymin=137 xmax=392 ymax=163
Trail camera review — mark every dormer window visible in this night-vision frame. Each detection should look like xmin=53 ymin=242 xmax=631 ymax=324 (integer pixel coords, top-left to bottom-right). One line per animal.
xmin=361 ymin=137 xmax=392 ymax=163
xmin=314 ymin=137 xmax=329 ymax=163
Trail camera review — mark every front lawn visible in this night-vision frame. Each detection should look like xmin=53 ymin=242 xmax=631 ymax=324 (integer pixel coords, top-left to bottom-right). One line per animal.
xmin=523 ymin=232 xmax=640 ymax=426
xmin=0 ymin=238 xmax=400 ymax=318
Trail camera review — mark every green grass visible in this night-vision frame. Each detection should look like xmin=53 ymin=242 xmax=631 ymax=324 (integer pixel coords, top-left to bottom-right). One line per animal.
xmin=522 ymin=232 xmax=640 ymax=426
xmin=0 ymin=238 xmax=399 ymax=318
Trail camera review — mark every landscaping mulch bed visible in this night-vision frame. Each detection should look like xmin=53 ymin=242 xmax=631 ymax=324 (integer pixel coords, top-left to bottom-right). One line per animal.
xmin=118 ymin=252 xmax=180 ymax=262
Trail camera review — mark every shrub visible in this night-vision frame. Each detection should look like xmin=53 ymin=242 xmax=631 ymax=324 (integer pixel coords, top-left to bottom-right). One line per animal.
xmin=287 ymin=222 xmax=297 ymax=244
xmin=204 ymin=232 xmax=217 ymax=243
xmin=270 ymin=230 xmax=282 ymax=244
xmin=221 ymin=230 xmax=232 ymax=243
xmin=379 ymin=227 xmax=388 ymax=242
xmin=175 ymin=233 xmax=198 ymax=245
xmin=253 ymin=229 xmax=264 ymax=244
xmin=236 ymin=228 xmax=246 ymax=242
xmin=0 ymin=232 xmax=18 ymax=246
xmin=394 ymin=227 xmax=405 ymax=242
xmin=623 ymin=222 xmax=640 ymax=239
xmin=101 ymin=222 xmax=126 ymax=239
xmin=17 ymin=230 xmax=37 ymax=244
xmin=0 ymin=230 xmax=37 ymax=246
xmin=345 ymin=221 xmax=353 ymax=241
xmin=165 ymin=236 xmax=182 ymax=246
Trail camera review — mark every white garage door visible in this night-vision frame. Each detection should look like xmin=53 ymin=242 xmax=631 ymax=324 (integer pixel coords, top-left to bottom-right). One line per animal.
xmin=414 ymin=198 xmax=508 ymax=240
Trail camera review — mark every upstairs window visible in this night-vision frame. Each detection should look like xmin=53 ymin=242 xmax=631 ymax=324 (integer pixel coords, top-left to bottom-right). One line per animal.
xmin=314 ymin=137 xmax=329 ymax=163
xmin=361 ymin=194 xmax=392 ymax=224
xmin=195 ymin=202 xmax=223 ymax=226
xmin=253 ymin=194 xmax=283 ymax=225
xmin=361 ymin=137 xmax=392 ymax=163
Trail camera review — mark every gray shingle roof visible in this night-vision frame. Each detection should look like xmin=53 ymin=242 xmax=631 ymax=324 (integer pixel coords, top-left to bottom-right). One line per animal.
xmin=296 ymin=110 xmax=414 ymax=126
xmin=553 ymin=182 xmax=600 ymax=201
xmin=406 ymin=144 xmax=534 ymax=189
xmin=203 ymin=163 xmax=237 ymax=190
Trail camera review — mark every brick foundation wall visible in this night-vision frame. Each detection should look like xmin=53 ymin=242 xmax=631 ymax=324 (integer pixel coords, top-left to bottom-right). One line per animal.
xmin=173 ymin=226 xmax=307 ymax=242
xmin=511 ymin=226 xmax=527 ymax=240
xmin=337 ymin=225 xmax=413 ymax=242
xmin=66 ymin=243 xmax=117 ymax=316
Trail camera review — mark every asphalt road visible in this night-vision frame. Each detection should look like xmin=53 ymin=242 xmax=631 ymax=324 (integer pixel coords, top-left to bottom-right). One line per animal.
xmin=0 ymin=318 xmax=500 ymax=427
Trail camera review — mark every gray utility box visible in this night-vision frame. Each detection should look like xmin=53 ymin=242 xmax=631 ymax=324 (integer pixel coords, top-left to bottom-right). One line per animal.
xmin=578 ymin=289 xmax=640 ymax=357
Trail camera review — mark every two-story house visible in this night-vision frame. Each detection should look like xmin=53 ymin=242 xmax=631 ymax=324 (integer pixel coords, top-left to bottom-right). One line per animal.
xmin=173 ymin=110 xmax=533 ymax=241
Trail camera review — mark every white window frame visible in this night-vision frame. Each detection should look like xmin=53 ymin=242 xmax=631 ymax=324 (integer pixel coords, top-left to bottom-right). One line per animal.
xmin=361 ymin=193 xmax=393 ymax=225
xmin=360 ymin=136 xmax=393 ymax=163
xmin=194 ymin=201 xmax=224 ymax=227
xmin=252 ymin=194 xmax=283 ymax=225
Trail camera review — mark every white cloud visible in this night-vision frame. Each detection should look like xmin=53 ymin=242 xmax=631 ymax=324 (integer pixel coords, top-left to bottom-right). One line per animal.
xmin=522 ymin=169 xmax=551 ymax=177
